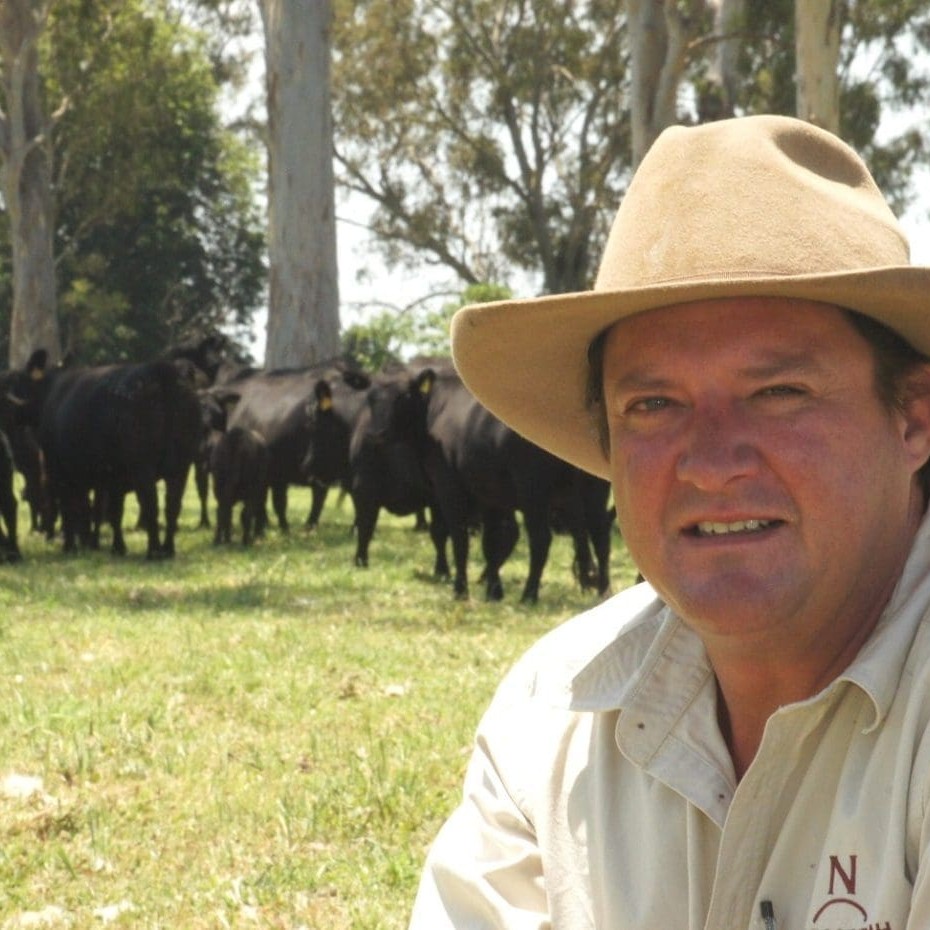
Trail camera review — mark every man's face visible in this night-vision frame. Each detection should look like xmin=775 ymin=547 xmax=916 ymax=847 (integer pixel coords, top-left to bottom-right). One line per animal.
xmin=603 ymin=297 xmax=930 ymax=656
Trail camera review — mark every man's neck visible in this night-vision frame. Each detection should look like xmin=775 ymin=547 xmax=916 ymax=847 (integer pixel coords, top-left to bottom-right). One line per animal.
xmin=710 ymin=621 xmax=881 ymax=781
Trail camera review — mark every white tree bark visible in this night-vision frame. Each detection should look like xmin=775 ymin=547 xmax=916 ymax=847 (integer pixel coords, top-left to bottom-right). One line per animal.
xmin=0 ymin=0 xmax=62 ymax=367
xmin=259 ymin=0 xmax=340 ymax=369
xmin=628 ymin=0 xmax=703 ymax=167
xmin=795 ymin=0 xmax=841 ymax=132
xmin=706 ymin=0 xmax=745 ymax=117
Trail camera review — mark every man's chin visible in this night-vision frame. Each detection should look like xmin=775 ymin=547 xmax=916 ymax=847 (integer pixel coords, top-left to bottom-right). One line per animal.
xmin=660 ymin=575 xmax=800 ymax=640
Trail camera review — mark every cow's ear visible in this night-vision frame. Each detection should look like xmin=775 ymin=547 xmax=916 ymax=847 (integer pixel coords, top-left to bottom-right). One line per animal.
xmin=26 ymin=349 xmax=48 ymax=380
xmin=314 ymin=380 xmax=333 ymax=411
xmin=414 ymin=369 xmax=435 ymax=397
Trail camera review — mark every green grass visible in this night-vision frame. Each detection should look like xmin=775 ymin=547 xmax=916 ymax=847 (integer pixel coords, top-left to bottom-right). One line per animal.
xmin=0 ymin=483 xmax=636 ymax=929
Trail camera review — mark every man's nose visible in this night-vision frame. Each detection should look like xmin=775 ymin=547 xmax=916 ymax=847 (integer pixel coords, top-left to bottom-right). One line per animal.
xmin=675 ymin=405 xmax=760 ymax=491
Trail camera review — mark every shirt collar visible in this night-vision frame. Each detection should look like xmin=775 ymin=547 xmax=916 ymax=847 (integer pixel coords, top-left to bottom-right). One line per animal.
xmin=832 ymin=507 xmax=930 ymax=730
xmin=564 ymin=508 xmax=930 ymax=729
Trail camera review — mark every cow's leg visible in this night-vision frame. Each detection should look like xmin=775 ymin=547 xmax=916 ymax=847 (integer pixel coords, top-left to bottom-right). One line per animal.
xmin=428 ymin=506 xmax=450 ymax=579
xmin=108 ymin=491 xmax=128 ymax=556
xmin=135 ymin=479 xmax=161 ymax=558
xmin=214 ymin=491 xmax=231 ymax=544
xmin=59 ymin=488 xmax=80 ymax=553
xmin=306 ymin=482 xmax=328 ymax=529
xmin=520 ymin=504 xmax=553 ymax=604
xmin=195 ymin=460 xmax=210 ymax=528
xmin=271 ymin=482 xmax=289 ymax=532
xmin=480 ymin=511 xmax=509 ymax=601
xmin=89 ymin=487 xmax=106 ymax=549
xmin=430 ymin=472 xmax=469 ymax=598
xmin=161 ymin=471 xmax=188 ymax=557
xmin=559 ymin=500 xmax=597 ymax=591
xmin=352 ymin=494 xmax=378 ymax=567
xmin=450 ymin=526 xmax=469 ymax=598
xmin=588 ymin=508 xmax=613 ymax=595
xmin=42 ymin=484 xmax=58 ymax=541
xmin=498 ymin=511 xmax=519 ymax=565
xmin=241 ymin=499 xmax=255 ymax=546
xmin=253 ymin=487 xmax=270 ymax=538
xmin=0 ymin=483 xmax=20 ymax=562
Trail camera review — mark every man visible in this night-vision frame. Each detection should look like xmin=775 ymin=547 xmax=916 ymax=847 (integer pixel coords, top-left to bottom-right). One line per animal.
xmin=408 ymin=115 xmax=930 ymax=928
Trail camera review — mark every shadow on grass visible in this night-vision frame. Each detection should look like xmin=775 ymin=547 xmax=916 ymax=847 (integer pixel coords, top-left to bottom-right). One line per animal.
xmin=4 ymin=510 xmax=630 ymax=636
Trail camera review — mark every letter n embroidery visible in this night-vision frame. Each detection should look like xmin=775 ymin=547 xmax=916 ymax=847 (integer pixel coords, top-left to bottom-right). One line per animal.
xmin=828 ymin=855 xmax=857 ymax=895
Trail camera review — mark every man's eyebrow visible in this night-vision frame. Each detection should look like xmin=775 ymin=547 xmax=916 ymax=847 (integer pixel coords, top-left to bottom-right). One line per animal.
xmin=737 ymin=351 xmax=828 ymax=379
xmin=606 ymin=369 xmax=676 ymax=394
xmin=606 ymin=352 xmax=829 ymax=394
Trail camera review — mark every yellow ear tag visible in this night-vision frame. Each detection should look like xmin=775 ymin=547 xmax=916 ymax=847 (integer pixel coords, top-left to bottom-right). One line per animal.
xmin=419 ymin=377 xmax=433 ymax=396
xmin=319 ymin=395 xmax=332 ymax=411
xmin=30 ymin=368 xmax=44 ymax=381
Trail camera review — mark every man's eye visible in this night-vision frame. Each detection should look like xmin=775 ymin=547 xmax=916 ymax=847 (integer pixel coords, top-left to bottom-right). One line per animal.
xmin=757 ymin=384 xmax=805 ymax=398
xmin=627 ymin=397 xmax=673 ymax=413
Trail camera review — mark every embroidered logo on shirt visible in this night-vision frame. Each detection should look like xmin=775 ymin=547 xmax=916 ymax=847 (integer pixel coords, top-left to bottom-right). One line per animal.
xmin=808 ymin=855 xmax=892 ymax=930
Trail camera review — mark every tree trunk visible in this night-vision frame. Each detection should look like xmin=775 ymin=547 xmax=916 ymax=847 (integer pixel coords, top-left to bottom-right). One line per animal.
xmin=0 ymin=0 xmax=61 ymax=368
xmin=795 ymin=0 xmax=841 ymax=132
xmin=259 ymin=0 xmax=341 ymax=369
xmin=702 ymin=0 xmax=745 ymax=119
xmin=628 ymin=0 xmax=703 ymax=167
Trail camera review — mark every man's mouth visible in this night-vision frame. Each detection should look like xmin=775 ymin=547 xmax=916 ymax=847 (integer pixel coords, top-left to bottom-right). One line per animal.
xmin=692 ymin=518 xmax=778 ymax=537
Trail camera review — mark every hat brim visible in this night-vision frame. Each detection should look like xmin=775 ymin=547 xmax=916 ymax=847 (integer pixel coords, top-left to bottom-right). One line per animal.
xmin=451 ymin=266 xmax=930 ymax=479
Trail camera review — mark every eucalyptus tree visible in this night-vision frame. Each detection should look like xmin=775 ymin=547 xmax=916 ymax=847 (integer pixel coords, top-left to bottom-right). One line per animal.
xmin=258 ymin=0 xmax=340 ymax=369
xmin=0 ymin=0 xmax=62 ymax=366
xmin=333 ymin=0 xmax=630 ymax=298
xmin=331 ymin=0 xmax=929 ymax=303
xmin=0 ymin=0 xmax=266 ymax=365
xmin=721 ymin=0 xmax=930 ymax=211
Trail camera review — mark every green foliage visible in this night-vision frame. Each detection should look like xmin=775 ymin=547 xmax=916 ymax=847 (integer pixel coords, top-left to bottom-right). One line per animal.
xmin=733 ymin=0 xmax=930 ymax=207
xmin=332 ymin=0 xmax=930 ymax=305
xmin=0 ymin=482 xmax=635 ymax=928
xmin=333 ymin=0 xmax=630 ymax=297
xmin=341 ymin=310 xmax=416 ymax=371
xmin=0 ymin=0 xmax=266 ymax=365
xmin=410 ymin=282 xmax=513 ymax=359
xmin=341 ymin=282 xmax=513 ymax=369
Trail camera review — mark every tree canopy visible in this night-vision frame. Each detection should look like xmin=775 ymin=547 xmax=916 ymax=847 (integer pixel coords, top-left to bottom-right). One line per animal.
xmin=0 ymin=0 xmax=266 ymax=365
xmin=331 ymin=0 xmax=930 ymax=305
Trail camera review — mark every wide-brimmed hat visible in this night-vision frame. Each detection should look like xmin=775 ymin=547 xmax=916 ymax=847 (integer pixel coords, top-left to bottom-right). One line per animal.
xmin=451 ymin=114 xmax=930 ymax=479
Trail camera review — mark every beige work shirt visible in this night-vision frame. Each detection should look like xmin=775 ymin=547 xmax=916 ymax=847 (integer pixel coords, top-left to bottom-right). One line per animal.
xmin=409 ymin=514 xmax=930 ymax=929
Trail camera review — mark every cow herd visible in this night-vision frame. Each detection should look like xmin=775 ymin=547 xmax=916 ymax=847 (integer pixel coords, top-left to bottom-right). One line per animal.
xmin=0 ymin=338 xmax=617 ymax=603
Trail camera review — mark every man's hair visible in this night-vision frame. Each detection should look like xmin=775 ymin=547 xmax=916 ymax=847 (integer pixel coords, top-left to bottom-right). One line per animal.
xmin=585 ymin=308 xmax=930 ymax=495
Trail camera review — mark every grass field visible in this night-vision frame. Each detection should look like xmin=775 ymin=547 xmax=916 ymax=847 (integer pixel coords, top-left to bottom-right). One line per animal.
xmin=0 ymin=483 xmax=635 ymax=929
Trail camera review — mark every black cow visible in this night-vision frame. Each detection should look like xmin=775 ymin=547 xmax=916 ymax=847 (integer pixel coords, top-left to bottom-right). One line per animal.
xmin=215 ymin=362 xmax=371 ymax=533
xmin=300 ymin=375 xmax=370 ymax=501
xmin=0 ymin=372 xmax=49 ymax=534
xmin=301 ymin=369 xmax=449 ymax=574
xmin=6 ymin=350 xmax=201 ymax=558
xmin=0 ymin=430 xmax=21 ymax=562
xmin=8 ymin=425 xmax=45 ymax=534
xmin=377 ymin=362 xmax=612 ymax=602
xmin=211 ymin=426 xmax=269 ymax=546
xmin=162 ymin=332 xmax=236 ymax=386
xmin=550 ymin=471 xmax=614 ymax=596
xmin=192 ymin=389 xmax=238 ymax=529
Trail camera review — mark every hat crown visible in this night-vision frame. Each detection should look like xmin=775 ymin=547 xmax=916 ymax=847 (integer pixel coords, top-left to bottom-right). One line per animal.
xmin=595 ymin=115 xmax=909 ymax=293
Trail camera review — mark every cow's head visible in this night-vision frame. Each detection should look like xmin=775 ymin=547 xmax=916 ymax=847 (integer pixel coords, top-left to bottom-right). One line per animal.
xmin=301 ymin=377 xmax=364 ymax=485
xmin=2 ymin=349 xmax=52 ymax=428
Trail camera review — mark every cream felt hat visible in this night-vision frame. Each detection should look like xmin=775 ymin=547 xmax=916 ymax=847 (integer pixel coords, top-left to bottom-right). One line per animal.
xmin=450 ymin=114 xmax=930 ymax=479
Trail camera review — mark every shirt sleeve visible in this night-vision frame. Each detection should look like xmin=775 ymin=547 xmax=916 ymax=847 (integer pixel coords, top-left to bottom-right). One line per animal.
xmin=408 ymin=732 xmax=552 ymax=930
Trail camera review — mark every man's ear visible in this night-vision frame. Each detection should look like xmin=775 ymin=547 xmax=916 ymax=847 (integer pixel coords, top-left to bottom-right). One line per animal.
xmin=899 ymin=363 xmax=930 ymax=473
